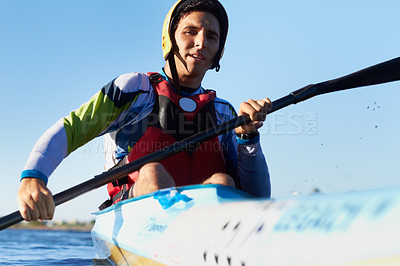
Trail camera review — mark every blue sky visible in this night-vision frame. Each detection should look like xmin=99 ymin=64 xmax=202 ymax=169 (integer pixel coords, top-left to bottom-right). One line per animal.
xmin=1 ymin=0 xmax=399 ymax=221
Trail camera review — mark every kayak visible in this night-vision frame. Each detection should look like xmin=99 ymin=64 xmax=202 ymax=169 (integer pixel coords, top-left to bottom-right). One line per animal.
xmin=91 ymin=184 xmax=400 ymax=265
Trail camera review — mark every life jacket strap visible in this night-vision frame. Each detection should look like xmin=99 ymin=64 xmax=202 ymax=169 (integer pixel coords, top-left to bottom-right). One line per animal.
xmin=99 ymin=156 xmax=130 ymax=210
xmin=110 ymin=156 xmax=129 ymax=187
xmin=98 ymin=183 xmax=128 ymax=210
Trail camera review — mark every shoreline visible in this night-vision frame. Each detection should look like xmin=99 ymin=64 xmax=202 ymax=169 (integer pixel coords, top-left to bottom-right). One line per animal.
xmin=10 ymin=220 xmax=94 ymax=232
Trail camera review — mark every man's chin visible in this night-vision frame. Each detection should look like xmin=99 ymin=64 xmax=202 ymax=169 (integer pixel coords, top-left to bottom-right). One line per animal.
xmin=184 ymin=68 xmax=208 ymax=79
xmin=188 ymin=64 xmax=212 ymax=75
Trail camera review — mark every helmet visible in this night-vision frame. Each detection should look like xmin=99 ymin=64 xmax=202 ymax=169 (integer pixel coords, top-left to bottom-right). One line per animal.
xmin=162 ymin=0 xmax=229 ymax=72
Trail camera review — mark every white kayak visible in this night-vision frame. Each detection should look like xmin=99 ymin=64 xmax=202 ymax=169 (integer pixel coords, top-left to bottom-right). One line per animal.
xmin=91 ymin=184 xmax=400 ymax=265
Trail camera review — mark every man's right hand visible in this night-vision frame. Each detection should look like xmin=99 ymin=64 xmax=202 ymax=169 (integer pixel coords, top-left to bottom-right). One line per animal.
xmin=17 ymin=178 xmax=55 ymax=221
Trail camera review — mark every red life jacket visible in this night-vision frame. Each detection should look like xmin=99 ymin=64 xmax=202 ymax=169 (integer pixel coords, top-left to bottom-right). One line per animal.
xmin=107 ymin=73 xmax=226 ymax=201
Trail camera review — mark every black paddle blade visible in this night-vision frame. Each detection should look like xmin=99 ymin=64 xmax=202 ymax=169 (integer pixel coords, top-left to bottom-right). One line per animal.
xmin=271 ymin=57 xmax=400 ymax=113
xmin=317 ymin=56 xmax=400 ymax=94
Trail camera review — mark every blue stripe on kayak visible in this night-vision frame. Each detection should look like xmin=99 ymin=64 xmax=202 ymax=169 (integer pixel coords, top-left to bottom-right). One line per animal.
xmin=93 ymin=184 xmax=253 ymax=215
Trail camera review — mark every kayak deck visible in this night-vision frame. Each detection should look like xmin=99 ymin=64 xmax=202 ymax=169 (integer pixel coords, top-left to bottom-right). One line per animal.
xmin=91 ymin=184 xmax=400 ymax=265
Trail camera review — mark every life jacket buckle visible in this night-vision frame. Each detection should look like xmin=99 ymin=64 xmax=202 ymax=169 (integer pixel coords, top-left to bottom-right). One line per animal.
xmin=149 ymin=73 xmax=163 ymax=83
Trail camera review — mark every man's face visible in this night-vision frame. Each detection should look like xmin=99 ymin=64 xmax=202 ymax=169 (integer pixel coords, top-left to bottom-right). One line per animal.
xmin=173 ymin=11 xmax=220 ymax=82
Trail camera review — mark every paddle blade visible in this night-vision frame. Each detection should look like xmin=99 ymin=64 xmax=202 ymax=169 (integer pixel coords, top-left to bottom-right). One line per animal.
xmin=316 ymin=56 xmax=400 ymax=94
xmin=270 ymin=57 xmax=400 ymax=113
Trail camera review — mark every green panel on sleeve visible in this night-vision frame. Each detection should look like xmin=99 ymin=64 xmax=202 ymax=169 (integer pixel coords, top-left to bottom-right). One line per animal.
xmin=63 ymin=90 xmax=131 ymax=154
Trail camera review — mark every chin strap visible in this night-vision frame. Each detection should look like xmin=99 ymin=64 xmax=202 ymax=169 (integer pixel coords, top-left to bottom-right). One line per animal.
xmin=168 ymin=53 xmax=182 ymax=95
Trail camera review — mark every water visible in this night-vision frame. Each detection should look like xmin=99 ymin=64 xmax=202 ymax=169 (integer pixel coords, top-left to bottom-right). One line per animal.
xmin=0 ymin=229 xmax=105 ymax=265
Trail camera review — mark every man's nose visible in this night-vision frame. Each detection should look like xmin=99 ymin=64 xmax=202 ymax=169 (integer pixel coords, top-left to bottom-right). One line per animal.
xmin=194 ymin=31 xmax=206 ymax=49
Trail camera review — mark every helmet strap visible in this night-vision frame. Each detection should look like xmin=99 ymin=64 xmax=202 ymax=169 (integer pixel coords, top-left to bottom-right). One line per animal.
xmin=168 ymin=53 xmax=182 ymax=95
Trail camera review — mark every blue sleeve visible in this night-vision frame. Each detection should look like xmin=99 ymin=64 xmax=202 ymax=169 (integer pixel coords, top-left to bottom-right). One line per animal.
xmin=21 ymin=170 xmax=49 ymax=185
xmin=237 ymin=140 xmax=271 ymax=198
xmin=221 ymin=130 xmax=239 ymax=179
xmin=222 ymin=129 xmax=270 ymax=197
xmin=215 ymin=97 xmax=270 ymax=197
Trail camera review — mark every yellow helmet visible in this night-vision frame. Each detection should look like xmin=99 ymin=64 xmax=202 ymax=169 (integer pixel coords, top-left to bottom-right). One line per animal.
xmin=162 ymin=0 xmax=229 ymax=72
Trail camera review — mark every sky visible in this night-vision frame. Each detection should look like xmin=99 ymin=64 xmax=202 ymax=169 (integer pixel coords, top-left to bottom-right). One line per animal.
xmin=1 ymin=0 xmax=399 ymax=222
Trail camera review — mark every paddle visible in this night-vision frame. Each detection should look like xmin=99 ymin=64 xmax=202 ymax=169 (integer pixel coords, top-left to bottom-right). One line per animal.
xmin=1 ymin=57 xmax=400 ymax=230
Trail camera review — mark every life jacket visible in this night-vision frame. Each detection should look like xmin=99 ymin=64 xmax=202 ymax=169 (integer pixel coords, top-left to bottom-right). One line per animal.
xmin=106 ymin=72 xmax=227 ymax=202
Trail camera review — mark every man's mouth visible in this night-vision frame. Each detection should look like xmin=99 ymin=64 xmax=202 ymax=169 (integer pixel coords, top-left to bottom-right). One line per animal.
xmin=190 ymin=53 xmax=206 ymax=61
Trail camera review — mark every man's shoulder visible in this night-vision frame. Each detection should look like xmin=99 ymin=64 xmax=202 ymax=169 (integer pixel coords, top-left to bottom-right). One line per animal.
xmin=101 ymin=72 xmax=155 ymax=108
xmin=113 ymin=72 xmax=152 ymax=93
xmin=214 ymin=97 xmax=237 ymax=118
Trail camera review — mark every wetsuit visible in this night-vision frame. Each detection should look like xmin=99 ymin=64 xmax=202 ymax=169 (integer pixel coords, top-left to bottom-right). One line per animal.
xmin=21 ymin=69 xmax=271 ymax=198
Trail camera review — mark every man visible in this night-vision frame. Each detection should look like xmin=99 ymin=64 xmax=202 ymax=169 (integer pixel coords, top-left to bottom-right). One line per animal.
xmin=17 ymin=0 xmax=272 ymax=221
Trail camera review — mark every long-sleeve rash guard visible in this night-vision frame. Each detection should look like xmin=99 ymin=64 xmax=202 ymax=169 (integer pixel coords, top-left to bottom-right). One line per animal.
xmin=21 ymin=70 xmax=271 ymax=197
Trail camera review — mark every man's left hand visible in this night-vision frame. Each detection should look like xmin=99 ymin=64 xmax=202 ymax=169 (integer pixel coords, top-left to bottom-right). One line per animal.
xmin=235 ymin=97 xmax=272 ymax=135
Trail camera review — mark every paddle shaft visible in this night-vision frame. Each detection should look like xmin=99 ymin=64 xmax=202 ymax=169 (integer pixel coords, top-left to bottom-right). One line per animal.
xmin=1 ymin=56 xmax=399 ymax=230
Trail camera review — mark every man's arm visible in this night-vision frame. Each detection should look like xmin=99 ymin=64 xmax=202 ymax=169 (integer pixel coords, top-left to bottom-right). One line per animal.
xmin=17 ymin=72 xmax=155 ymax=221
xmin=235 ymin=98 xmax=272 ymax=197
xmin=18 ymin=119 xmax=67 ymax=221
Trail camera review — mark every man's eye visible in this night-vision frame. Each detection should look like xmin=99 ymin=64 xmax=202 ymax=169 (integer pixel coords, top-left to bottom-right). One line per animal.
xmin=208 ymin=35 xmax=218 ymax=41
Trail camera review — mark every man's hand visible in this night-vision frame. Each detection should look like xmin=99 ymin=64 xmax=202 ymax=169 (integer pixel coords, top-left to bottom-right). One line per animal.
xmin=17 ymin=178 xmax=55 ymax=221
xmin=235 ymin=97 xmax=272 ymax=134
